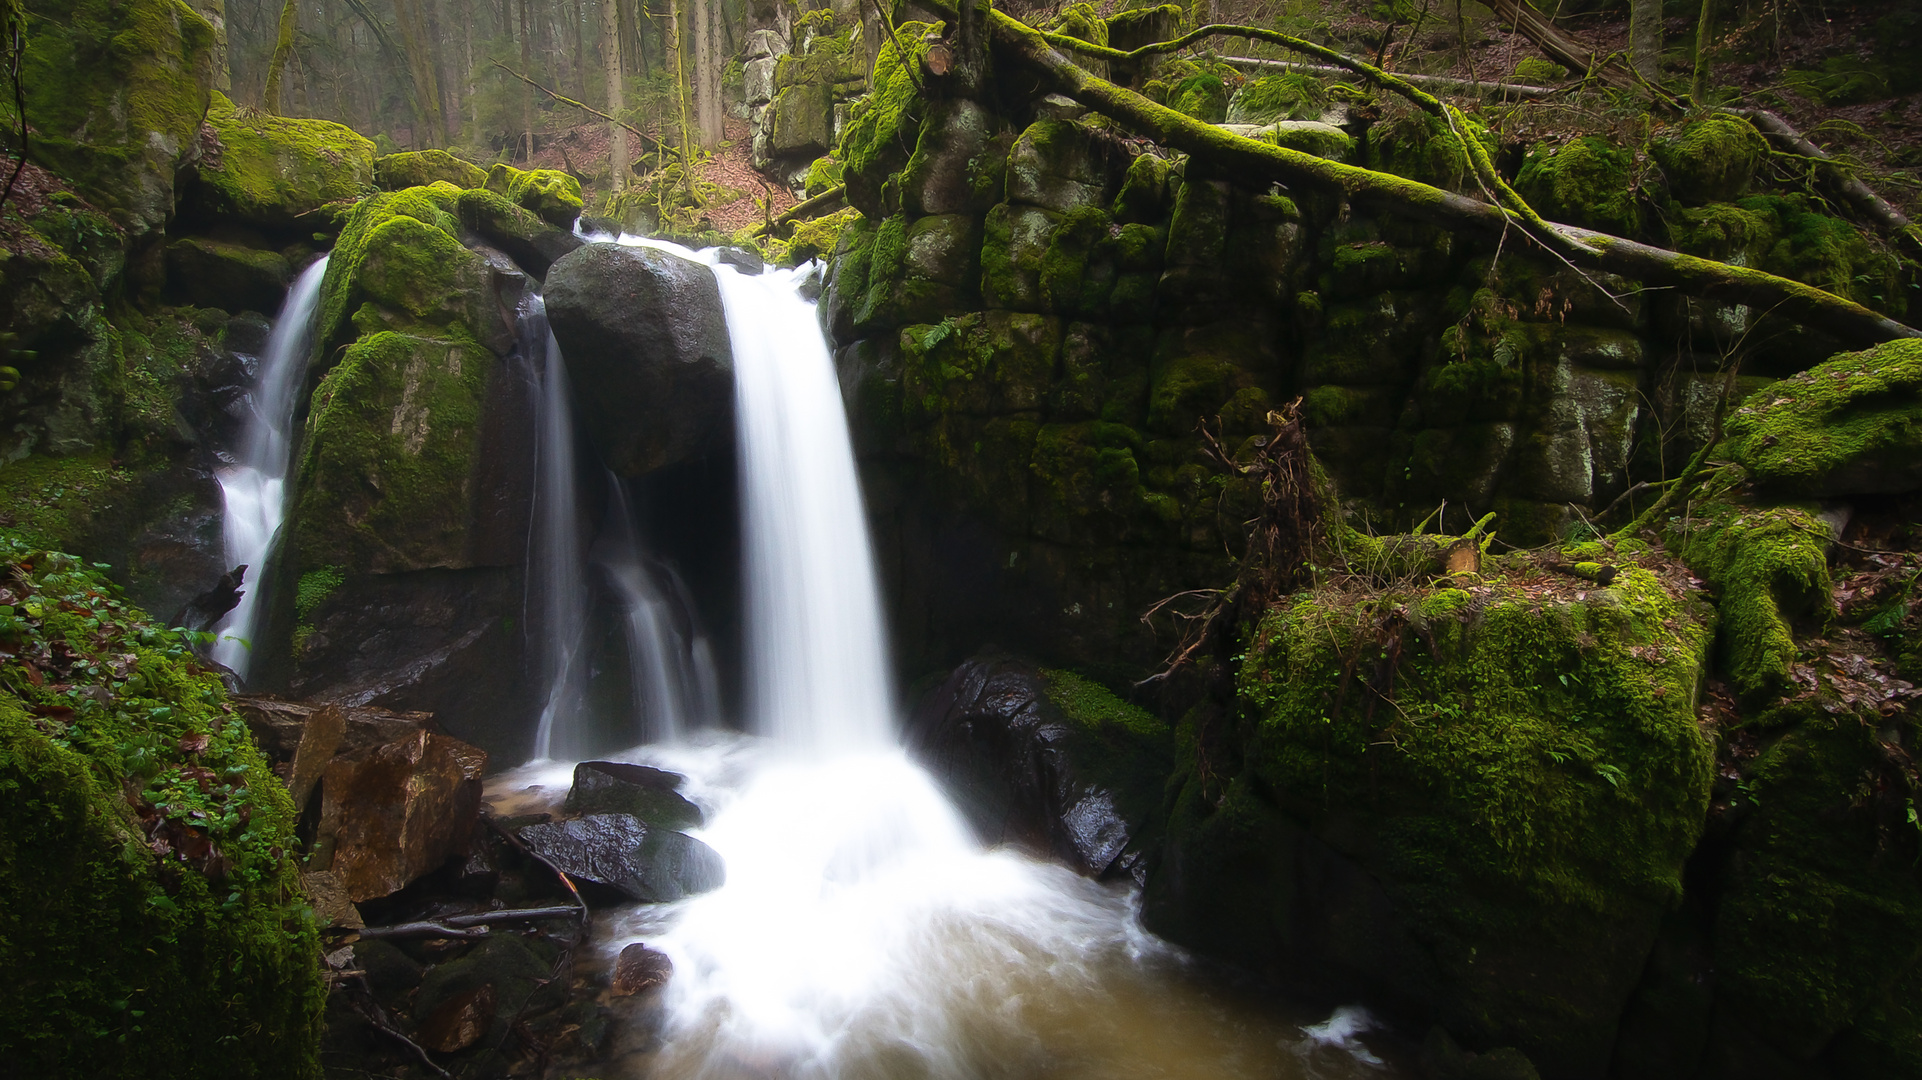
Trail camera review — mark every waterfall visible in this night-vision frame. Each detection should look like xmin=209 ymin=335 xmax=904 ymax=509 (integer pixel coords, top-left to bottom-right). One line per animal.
xmin=528 ymin=294 xmax=719 ymax=760
xmin=211 ymin=255 xmax=330 ymax=680
xmin=574 ymin=237 xmax=1394 ymax=1078
xmin=526 ymin=295 xmax=592 ymax=762
xmin=596 ymin=476 xmax=720 ymax=744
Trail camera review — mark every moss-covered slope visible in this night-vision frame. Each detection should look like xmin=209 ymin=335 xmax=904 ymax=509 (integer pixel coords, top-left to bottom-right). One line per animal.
xmin=0 ymin=538 xmax=322 ymax=1077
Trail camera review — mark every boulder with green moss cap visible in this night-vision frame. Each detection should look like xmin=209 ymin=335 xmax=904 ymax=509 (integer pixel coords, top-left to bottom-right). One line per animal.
xmin=1726 ymin=339 xmax=1922 ymax=497
xmin=375 ymin=149 xmax=488 ymax=191
xmin=184 ymin=92 xmax=376 ymax=232
xmin=483 ymin=163 xmax=585 ymax=228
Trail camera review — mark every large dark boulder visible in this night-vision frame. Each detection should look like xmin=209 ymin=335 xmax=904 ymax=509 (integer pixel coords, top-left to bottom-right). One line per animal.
xmin=517 ymin=813 xmax=725 ymax=902
xmin=907 ymin=652 xmax=1172 ymax=879
xmin=543 ymin=243 xmax=734 ymax=476
xmin=564 ymin=761 xmax=704 ymax=830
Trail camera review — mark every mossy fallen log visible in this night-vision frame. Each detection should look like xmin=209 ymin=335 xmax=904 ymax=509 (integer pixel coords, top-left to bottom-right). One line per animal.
xmin=935 ymin=1 xmax=1919 ymax=348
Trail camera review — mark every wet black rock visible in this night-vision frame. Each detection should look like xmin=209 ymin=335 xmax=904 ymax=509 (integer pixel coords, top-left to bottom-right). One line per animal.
xmin=564 ymin=761 xmax=704 ymax=830
xmin=907 ymin=652 xmax=1171 ymax=879
xmin=716 ymin=246 xmax=764 ymax=275
xmin=518 ymin=813 xmax=725 ymax=902
xmin=543 ymin=243 xmax=734 ymax=476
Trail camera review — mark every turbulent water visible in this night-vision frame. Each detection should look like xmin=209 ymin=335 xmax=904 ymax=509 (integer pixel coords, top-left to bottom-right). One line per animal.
xmin=211 ymin=255 xmax=330 ymax=680
xmin=502 ymin=239 xmax=1406 ymax=1079
xmin=597 ymin=477 xmax=721 ymax=745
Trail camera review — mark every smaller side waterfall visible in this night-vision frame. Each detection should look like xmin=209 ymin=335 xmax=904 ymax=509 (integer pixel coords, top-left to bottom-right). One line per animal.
xmin=211 ymin=255 xmax=331 ymax=680
xmin=596 ymin=478 xmax=721 ymax=744
xmin=527 ymin=294 xmax=592 ymax=762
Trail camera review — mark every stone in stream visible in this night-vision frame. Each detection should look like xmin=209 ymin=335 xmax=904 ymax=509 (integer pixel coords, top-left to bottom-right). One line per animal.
xmin=611 ymin=943 xmax=674 ymax=996
xmin=518 ymin=813 xmax=725 ymax=902
xmin=543 ymin=243 xmax=735 ymax=477
xmin=564 ymin=760 xmax=705 ymax=830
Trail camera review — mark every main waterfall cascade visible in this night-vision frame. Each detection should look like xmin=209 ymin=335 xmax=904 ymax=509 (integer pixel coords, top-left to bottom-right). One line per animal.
xmin=531 ymin=237 xmax=1404 ymax=1079
xmin=526 ymin=294 xmax=721 ymax=759
xmin=211 ymin=255 xmax=331 ymax=680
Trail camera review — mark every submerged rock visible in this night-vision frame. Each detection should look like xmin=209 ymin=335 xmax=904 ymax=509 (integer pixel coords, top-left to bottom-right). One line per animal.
xmin=543 ymin=243 xmax=734 ymax=476
xmin=611 ymin=942 xmax=674 ymax=995
xmin=564 ymin=760 xmax=704 ymax=830
xmin=518 ymin=813 xmax=725 ymax=902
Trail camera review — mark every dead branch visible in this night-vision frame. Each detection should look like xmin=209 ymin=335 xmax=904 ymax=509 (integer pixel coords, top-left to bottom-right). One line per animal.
xmin=748 ymin=184 xmax=848 ymax=239
xmin=489 ymin=59 xmax=683 ymax=165
xmin=1731 ymin=107 xmax=1922 ymax=258
xmin=1219 ymin=55 xmax=1557 ymax=99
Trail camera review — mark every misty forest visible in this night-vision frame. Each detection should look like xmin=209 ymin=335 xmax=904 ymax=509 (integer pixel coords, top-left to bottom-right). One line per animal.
xmin=2 ymin=0 xmax=1921 ymax=1077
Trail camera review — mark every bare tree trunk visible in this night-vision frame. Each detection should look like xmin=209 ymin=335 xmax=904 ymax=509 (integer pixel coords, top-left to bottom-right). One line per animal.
xmin=664 ymin=0 xmax=689 ymax=152
xmin=1629 ymin=0 xmax=1661 ymax=82
xmin=1691 ymin=0 xmax=1713 ymax=102
xmin=603 ymin=0 xmax=627 ymax=193
xmin=520 ymin=0 xmax=536 ymax=161
xmin=572 ymin=0 xmax=588 ymax=100
xmin=694 ymin=0 xmax=722 ymax=147
xmin=264 ymin=0 xmax=300 ymax=114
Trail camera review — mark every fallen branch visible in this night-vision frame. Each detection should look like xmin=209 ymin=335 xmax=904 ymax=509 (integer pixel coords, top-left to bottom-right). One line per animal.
xmin=955 ymin=2 xmax=1919 ymax=347
xmin=1218 ymin=55 xmax=1556 ymax=99
xmin=350 ymin=905 xmax=586 ymax=940
xmin=1474 ymin=0 xmax=1633 ymax=89
xmin=486 ymin=815 xmax=593 ymax=933
xmin=345 ymin=981 xmax=453 ymax=1077
xmin=1731 ymin=107 xmax=1922 ymax=258
xmin=749 ymin=183 xmax=848 ymax=238
xmin=489 ymin=59 xmax=683 ymax=166
xmin=353 ymin=920 xmax=490 ymax=940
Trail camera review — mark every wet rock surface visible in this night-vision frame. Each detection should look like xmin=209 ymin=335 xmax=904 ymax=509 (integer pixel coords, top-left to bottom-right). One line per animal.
xmin=315 ymin=729 xmax=489 ymax=902
xmin=909 ymin=651 xmax=1172 ymax=879
xmin=518 ymin=812 xmax=725 ymax=902
xmin=544 ymin=243 xmax=735 ymax=476
xmin=565 ymin=760 xmax=705 ymax=830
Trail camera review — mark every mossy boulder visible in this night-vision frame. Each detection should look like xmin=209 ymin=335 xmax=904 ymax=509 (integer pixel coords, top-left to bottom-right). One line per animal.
xmin=483 ymin=164 xmax=584 ymax=228
xmin=1725 ymin=339 xmax=1922 ymax=497
xmin=1006 ymin=118 xmax=1131 ymax=213
xmin=1365 ymin=112 xmax=1496 ymax=192
xmin=803 ymin=155 xmax=846 ymax=199
xmin=836 ymin=20 xmax=936 ymax=216
xmin=1515 ymin=136 xmax=1639 ymax=237
xmin=454 ymin=187 xmax=584 ymax=280
xmin=900 ymin=98 xmax=1005 ymax=218
xmin=316 ymin=185 xmax=512 ymax=362
xmin=786 ymin=206 xmax=862 ymax=265
xmin=1166 ymin=73 xmax=1230 ymax=122
xmin=1677 ymin=493 xmax=1832 ymax=702
xmin=375 ymin=149 xmax=488 ymax=191
xmin=1227 ymin=73 xmax=1329 ymax=124
xmin=1710 ymin=699 xmax=1922 ymax=1064
xmin=12 ymin=0 xmax=217 ymax=236
xmin=1150 ymin=565 xmax=1714 ymax=1078
xmin=1652 ymin=113 xmax=1766 ymax=205
xmin=186 ymin=91 xmax=376 ymax=231
xmin=768 ymin=82 xmax=836 ymax=159
xmin=290 ymin=329 xmax=496 ymax=574
xmin=0 ymin=539 xmax=323 ymax=1077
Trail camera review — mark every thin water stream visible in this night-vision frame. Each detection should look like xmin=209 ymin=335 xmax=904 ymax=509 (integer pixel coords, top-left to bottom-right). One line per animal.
xmin=494 ymin=238 xmax=1413 ymax=1079
xmin=212 ymin=256 xmax=331 ymax=680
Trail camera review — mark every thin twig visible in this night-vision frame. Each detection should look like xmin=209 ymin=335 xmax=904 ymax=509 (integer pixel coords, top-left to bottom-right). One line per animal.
xmin=489 ymin=59 xmax=682 ymax=165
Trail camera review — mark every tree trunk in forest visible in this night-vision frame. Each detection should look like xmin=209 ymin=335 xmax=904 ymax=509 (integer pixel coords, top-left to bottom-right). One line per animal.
xmin=603 ymin=0 xmax=627 ymax=192
xmin=1691 ymin=0 xmax=1714 ymax=102
xmin=394 ymin=0 xmax=448 ymax=145
xmin=572 ymin=0 xmax=588 ymax=101
xmin=694 ymin=0 xmax=723 ymax=147
xmin=1477 ymin=0 xmax=1632 ymax=86
xmin=664 ymin=0 xmax=689 ymax=152
xmin=520 ymin=0 xmax=536 ymax=161
xmin=264 ymin=0 xmax=299 ymax=114
xmin=958 ymin=0 xmax=1918 ymax=348
xmin=1628 ymin=0 xmax=1661 ymax=82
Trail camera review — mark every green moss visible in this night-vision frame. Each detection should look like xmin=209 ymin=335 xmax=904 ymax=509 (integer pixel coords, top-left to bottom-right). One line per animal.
xmin=374 ymin=149 xmax=487 ymax=191
xmin=1676 ymin=492 xmax=1831 ymax=702
xmin=1713 ymin=702 xmax=1922 ymax=1058
xmin=804 ymin=155 xmax=846 ymax=199
xmin=291 ymin=328 xmax=492 ymax=574
xmin=786 ymin=206 xmax=862 ymax=266
xmin=1733 ymin=193 xmax=1898 ymax=309
xmin=773 ymin=24 xmax=864 ymax=90
xmin=483 ymin=163 xmax=584 ymax=228
xmin=1210 ymin=566 xmax=1713 ymax=1063
xmin=11 ymin=0 xmax=217 ymax=232
xmin=1513 ymin=57 xmax=1568 ymax=83
xmin=1111 ymin=153 xmax=1171 ymax=224
xmin=837 ymin=20 xmax=937 ymax=210
xmin=1039 ymin=205 xmax=1111 ymax=313
xmin=1651 ymin=113 xmax=1766 ymax=205
xmin=1725 ymin=339 xmax=1922 ymax=497
xmin=0 ymin=538 xmax=323 ymax=1077
xmin=1514 ymin=136 xmax=1639 ymax=237
xmin=0 ymin=452 xmax=136 ymax=553
xmin=1364 ymin=111 xmax=1494 ymax=191
xmin=1228 ymin=73 xmax=1328 ymax=124
xmin=1044 ymin=667 xmax=1164 ymax=738
xmin=194 ymin=91 xmax=376 ymax=229
xmin=1046 ymin=2 xmax=1109 ymax=49
xmin=315 ymin=184 xmax=481 ymax=356
xmin=1166 ymin=73 xmax=1229 ymax=123
xmin=1668 ymin=200 xmax=1775 ymax=261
